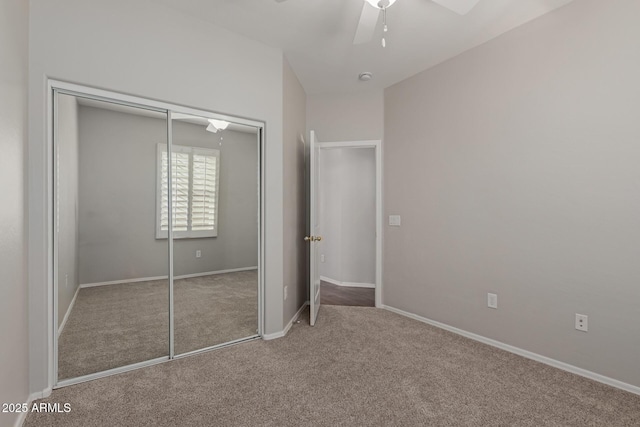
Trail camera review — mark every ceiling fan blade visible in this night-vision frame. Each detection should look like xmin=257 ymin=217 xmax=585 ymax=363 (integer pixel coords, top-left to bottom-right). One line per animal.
xmin=353 ymin=2 xmax=380 ymax=45
xmin=432 ymin=0 xmax=481 ymax=15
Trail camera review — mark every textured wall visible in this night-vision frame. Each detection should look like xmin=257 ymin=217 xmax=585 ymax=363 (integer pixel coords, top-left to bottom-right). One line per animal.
xmin=384 ymin=0 xmax=640 ymax=387
xmin=0 ymin=0 xmax=29 ymax=425
xmin=282 ymin=58 xmax=308 ymax=325
xmin=307 ymin=90 xmax=383 ymax=142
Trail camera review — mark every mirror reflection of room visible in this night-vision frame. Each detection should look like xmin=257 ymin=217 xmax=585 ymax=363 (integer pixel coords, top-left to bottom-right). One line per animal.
xmin=56 ymin=93 xmax=259 ymax=382
xmin=56 ymin=94 xmax=170 ymax=380
xmin=170 ymin=113 xmax=258 ymax=355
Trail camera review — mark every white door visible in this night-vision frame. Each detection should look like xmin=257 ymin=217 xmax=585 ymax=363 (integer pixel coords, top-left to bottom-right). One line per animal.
xmin=308 ymin=131 xmax=322 ymax=325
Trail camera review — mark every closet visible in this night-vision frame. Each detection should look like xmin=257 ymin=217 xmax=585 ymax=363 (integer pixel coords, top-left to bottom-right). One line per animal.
xmin=53 ymin=85 xmax=263 ymax=386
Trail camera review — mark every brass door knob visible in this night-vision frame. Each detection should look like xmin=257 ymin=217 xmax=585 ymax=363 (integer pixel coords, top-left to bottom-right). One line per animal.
xmin=304 ymin=236 xmax=312 ymax=242
xmin=313 ymin=236 xmax=323 ymax=242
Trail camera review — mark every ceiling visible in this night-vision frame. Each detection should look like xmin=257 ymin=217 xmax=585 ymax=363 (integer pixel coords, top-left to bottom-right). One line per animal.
xmin=156 ymin=0 xmax=574 ymax=95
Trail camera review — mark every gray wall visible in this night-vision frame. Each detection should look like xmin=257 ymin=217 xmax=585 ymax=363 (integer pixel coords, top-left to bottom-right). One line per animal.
xmin=77 ymin=105 xmax=258 ymax=284
xmin=320 ymin=148 xmax=376 ymax=285
xmin=0 ymin=0 xmax=29 ymax=424
xmin=283 ymin=58 xmax=308 ymax=324
xmin=57 ymin=94 xmax=80 ymax=327
xmin=384 ymin=0 xmax=640 ymax=387
xmin=319 ymin=149 xmax=343 ymax=282
xmin=307 ymin=90 xmax=383 ymax=142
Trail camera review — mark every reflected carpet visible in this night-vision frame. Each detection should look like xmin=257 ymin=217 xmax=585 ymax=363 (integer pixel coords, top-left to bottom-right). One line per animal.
xmin=57 ymin=270 xmax=257 ymax=380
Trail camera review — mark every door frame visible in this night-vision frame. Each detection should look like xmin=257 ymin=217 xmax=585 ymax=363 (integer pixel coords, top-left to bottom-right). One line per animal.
xmin=316 ymin=140 xmax=383 ymax=308
xmin=48 ymin=79 xmax=266 ymax=388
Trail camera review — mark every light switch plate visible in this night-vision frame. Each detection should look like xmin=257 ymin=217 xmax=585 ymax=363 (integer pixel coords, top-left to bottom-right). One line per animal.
xmin=487 ymin=293 xmax=498 ymax=309
xmin=389 ymin=215 xmax=401 ymax=226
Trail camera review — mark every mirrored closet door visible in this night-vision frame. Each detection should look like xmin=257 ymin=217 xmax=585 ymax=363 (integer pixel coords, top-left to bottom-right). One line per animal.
xmin=170 ymin=113 xmax=259 ymax=355
xmin=55 ymin=93 xmax=170 ymax=381
xmin=54 ymin=86 xmax=262 ymax=386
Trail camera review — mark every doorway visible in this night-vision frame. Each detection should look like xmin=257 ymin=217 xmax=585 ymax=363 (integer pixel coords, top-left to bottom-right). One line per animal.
xmin=308 ymin=133 xmax=382 ymax=322
xmin=319 ymin=145 xmax=376 ymax=307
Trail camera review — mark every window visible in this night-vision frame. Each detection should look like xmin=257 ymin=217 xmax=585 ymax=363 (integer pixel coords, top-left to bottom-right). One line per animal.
xmin=156 ymin=144 xmax=220 ymax=239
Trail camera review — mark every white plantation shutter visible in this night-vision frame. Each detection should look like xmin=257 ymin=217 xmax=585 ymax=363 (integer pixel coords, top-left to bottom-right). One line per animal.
xmin=191 ymin=152 xmax=218 ymax=231
xmin=157 ymin=144 xmax=220 ymax=238
xmin=160 ymin=150 xmax=190 ymax=232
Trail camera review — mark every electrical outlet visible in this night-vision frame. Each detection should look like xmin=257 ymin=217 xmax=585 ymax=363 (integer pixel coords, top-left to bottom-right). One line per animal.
xmin=321 ymin=254 xmax=325 ymax=263
xmin=196 ymin=250 xmax=202 ymax=258
xmin=487 ymin=293 xmax=498 ymax=309
xmin=284 ymin=286 xmax=288 ymax=300
xmin=575 ymin=314 xmax=588 ymax=332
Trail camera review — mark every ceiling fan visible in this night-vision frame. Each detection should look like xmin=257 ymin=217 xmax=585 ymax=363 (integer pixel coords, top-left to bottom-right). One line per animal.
xmin=354 ymin=0 xmax=482 ymax=46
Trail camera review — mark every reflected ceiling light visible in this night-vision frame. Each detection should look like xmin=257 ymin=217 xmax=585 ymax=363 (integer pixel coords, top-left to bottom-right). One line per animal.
xmin=206 ymin=118 xmax=230 ymax=133
xmin=208 ymin=118 xmax=229 ymax=129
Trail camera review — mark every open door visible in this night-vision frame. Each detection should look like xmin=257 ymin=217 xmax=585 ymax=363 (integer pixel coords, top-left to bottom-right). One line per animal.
xmin=307 ymin=131 xmax=322 ymax=325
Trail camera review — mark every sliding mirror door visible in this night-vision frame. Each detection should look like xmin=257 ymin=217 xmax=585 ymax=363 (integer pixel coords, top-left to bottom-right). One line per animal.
xmin=170 ymin=113 xmax=259 ymax=355
xmin=54 ymin=83 xmax=264 ymax=385
xmin=55 ymin=93 xmax=170 ymax=382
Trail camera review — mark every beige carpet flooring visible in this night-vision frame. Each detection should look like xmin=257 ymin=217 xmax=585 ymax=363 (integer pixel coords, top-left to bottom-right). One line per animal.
xmin=58 ymin=271 xmax=257 ymax=380
xmin=32 ymin=305 xmax=640 ymax=426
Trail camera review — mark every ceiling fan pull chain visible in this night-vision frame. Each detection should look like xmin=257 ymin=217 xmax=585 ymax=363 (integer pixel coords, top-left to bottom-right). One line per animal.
xmin=382 ymin=6 xmax=387 ymax=47
xmin=383 ymin=6 xmax=388 ymax=32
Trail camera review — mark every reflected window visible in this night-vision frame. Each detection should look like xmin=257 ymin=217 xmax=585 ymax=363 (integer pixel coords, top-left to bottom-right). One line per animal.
xmin=156 ymin=144 xmax=220 ymax=238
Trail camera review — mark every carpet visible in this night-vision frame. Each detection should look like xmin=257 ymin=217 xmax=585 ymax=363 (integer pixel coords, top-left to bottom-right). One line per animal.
xmin=32 ymin=305 xmax=640 ymax=426
xmin=58 ymin=270 xmax=257 ymax=380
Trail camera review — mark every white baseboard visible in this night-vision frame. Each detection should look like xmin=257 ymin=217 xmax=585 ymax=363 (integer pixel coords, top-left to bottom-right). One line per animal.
xmin=284 ymin=301 xmax=309 ymax=335
xmin=263 ymin=301 xmax=309 ymax=341
xmin=13 ymin=405 xmax=28 ymax=427
xmin=320 ymin=276 xmax=375 ymax=289
xmin=14 ymin=389 xmax=49 ymax=427
xmin=174 ymin=267 xmax=258 ymax=281
xmin=57 ymin=284 xmax=80 ymax=336
xmin=262 ymin=330 xmax=285 ymax=340
xmin=382 ymin=305 xmax=640 ymax=396
xmin=80 ymin=266 xmax=258 ymax=288
xmin=81 ymin=275 xmax=166 ymax=288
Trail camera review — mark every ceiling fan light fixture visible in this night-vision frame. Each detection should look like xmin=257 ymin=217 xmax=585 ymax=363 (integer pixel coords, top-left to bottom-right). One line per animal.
xmin=364 ymin=0 xmax=397 ymax=9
